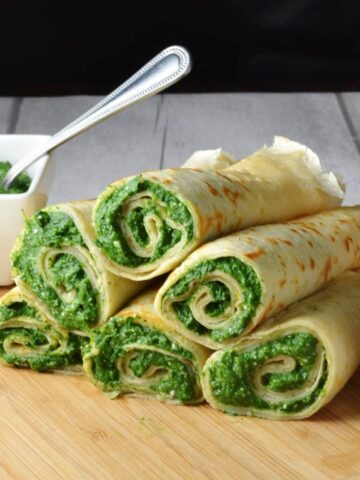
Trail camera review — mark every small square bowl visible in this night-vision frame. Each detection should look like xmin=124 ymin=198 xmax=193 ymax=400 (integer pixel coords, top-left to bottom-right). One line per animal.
xmin=0 ymin=135 xmax=53 ymax=286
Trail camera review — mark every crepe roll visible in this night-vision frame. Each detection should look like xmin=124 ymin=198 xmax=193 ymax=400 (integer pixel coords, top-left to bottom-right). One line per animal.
xmin=11 ymin=201 xmax=146 ymax=334
xmin=93 ymin=137 xmax=343 ymax=280
xmin=201 ymin=271 xmax=360 ymax=419
xmin=0 ymin=287 xmax=85 ymax=373
xmin=83 ymin=288 xmax=210 ymax=404
xmin=156 ymin=207 xmax=360 ymax=349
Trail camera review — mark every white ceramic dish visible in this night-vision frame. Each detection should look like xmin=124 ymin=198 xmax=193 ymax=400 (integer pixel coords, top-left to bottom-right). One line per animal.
xmin=0 ymin=135 xmax=53 ymax=286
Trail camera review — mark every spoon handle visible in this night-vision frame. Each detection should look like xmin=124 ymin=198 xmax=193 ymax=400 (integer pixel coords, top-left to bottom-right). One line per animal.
xmin=3 ymin=45 xmax=191 ymax=188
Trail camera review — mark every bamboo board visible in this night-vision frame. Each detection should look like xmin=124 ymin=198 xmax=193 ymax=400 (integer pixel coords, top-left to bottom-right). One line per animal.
xmin=1 ymin=286 xmax=360 ymax=480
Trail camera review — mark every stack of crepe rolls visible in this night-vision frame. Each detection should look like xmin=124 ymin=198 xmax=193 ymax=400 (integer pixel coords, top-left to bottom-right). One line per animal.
xmin=11 ymin=201 xmax=146 ymax=335
xmin=8 ymin=148 xmax=232 ymax=337
xmin=93 ymin=137 xmax=343 ymax=281
xmin=0 ymin=287 xmax=84 ymax=373
xmin=2 ymin=147 xmax=236 ymax=374
xmin=155 ymin=206 xmax=360 ymax=349
xmin=83 ymin=288 xmax=209 ymax=404
xmin=201 ymin=271 xmax=360 ymax=419
xmin=3 ymin=135 xmax=358 ymax=420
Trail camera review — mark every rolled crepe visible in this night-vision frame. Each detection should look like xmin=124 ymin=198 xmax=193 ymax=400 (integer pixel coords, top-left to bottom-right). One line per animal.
xmin=0 ymin=287 xmax=85 ymax=373
xmin=83 ymin=288 xmax=210 ymax=404
xmin=155 ymin=206 xmax=360 ymax=349
xmin=201 ymin=271 xmax=360 ymax=419
xmin=11 ymin=201 xmax=146 ymax=334
xmin=93 ymin=137 xmax=343 ymax=280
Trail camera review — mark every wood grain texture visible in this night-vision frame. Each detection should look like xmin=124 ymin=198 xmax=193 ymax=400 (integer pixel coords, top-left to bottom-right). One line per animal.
xmin=339 ymin=93 xmax=360 ymax=151
xmin=1 ymin=287 xmax=360 ymax=480
xmin=160 ymin=93 xmax=360 ymax=205
xmin=0 ymin=99 xmax=18 ymax=133
xmin=14 ymin=96 xmax=165 ymax=204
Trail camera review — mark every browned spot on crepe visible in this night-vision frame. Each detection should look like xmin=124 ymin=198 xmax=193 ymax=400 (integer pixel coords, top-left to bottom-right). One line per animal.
xmin=344 ymin=236 xmax=353 ymax=252
xmin=296 ymin=259 xmax=305 ymax=271
xmin=282 ymin=239 xmax=294 ymax=247
xmin=198 ymin=215 xmax=214 ymax=236
xmin=204 ymin=182 xmax=220 ymax=197
xmin=323 ymin=258 xmax=332 ymax=282
xmin=244 ymin=248 xmax=266 ymax=260
xmin=267 ymin=238 xmax=278 ymax=246
xmin=296 ymin=222 xmax=323 ymax=236
xmin=215 ymin=210 xmax=226 ymax=233
xmin=223 ymin=187 xmax=242 ymax=205
xmin=277 ymin=255 xmax=287 ymax=268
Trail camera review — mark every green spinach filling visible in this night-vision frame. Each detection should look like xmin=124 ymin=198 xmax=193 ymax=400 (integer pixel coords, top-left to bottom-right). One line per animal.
xmin=164 ymin=257 xmax=262 ymax=342
xmin=11 ymin=210 xmax=98 ymax=331
xmin=95 ymin=176 xmax=194 ymax=267
xmin=0 ymin=301 xmax=85 ymax=371
xmin=87 ymin=316 xmax=197 ymax=402
xmin=208 ymin=333 xmax=327 ymax=414
xmin=0 ymin=161 xmax=31 ymax=194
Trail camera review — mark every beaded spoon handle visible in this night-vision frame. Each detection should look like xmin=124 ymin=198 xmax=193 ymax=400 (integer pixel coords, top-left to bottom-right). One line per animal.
xmin=2 ymin=45 xmax=191 ymax=189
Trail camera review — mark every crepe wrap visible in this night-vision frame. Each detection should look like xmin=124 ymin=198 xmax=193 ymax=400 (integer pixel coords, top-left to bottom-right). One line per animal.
xmin=83 ymin=287 xmax=210 ymax=404
xmin=155 ymin=206 xmax=360 ymax=349
xmin=0 ymin=287 xmax=85 ymax=373
xmin=93 ymin=137 xmax=343 ymax=280
xmin=11 ymin=201 xmax=146 ymax=334
xmin=201 ymin=271 xmax=360 ymax=419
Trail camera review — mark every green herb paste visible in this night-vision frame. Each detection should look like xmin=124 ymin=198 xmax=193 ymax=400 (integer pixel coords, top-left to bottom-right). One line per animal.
xmin=11 ymin=210 xmax=98 ymax=331
xmin=0 ymin=161 xmax=31 ymax=194
xmin=164 ymin=257 xmax=262 ymax=342
xmin=95 ymin=176 xmax=194 ymax=267
xmin=0 ymin=300 xmax=86 ymax=371
xmin=208 ymin=333 xmax=327 ymax=414
xmin=87 ymin=316 xmax=197 ymax=402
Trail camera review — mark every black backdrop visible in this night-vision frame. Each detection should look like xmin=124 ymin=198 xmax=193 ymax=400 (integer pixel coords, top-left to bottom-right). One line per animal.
xmin=1 ymin=0 xmax=360 ymax=95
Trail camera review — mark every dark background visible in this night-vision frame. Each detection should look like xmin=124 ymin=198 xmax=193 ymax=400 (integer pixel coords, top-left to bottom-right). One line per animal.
xmin=1 ymin=0 xmax=360 ymax=95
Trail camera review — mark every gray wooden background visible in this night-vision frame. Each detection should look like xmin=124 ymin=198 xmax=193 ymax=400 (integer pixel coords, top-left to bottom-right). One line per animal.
xmin=1 ymin=94 xmax=359 ymax=204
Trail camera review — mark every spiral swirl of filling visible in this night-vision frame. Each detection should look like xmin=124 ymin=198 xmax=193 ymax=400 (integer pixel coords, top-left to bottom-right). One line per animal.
xmin=12 ymin=210 xmax=99 ymax=331
xmin=160 ymin=257 xmax=262 ymax=344
xmin=0 ymin=299 xmax=84 ymax=371
xmin=83 ymin=316 xmax=203 ymax=404
xmin=203 ymin=332 xmax=327 ymax=416
xmin=94 ymin=177 xmax=194 ymax=269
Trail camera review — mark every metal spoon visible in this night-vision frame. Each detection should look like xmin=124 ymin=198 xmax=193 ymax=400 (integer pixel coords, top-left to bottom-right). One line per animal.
xmin=2 ymin=45 xmax=191 ymax=189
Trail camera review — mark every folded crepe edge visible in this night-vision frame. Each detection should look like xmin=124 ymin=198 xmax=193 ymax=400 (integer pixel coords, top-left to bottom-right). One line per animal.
xmin=181 ymin=148 xmax=237 ymax=170
xmin=269 ymin=136 xmax=345 ymax=201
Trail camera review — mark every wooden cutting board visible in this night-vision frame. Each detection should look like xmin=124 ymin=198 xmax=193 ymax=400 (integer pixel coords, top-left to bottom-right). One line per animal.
xmin=1 ymin=286 xmax=360 ymax=480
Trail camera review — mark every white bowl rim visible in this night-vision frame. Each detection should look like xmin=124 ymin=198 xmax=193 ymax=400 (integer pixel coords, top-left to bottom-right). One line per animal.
xmin=0 ymin=134 xmax=51 ymax=199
